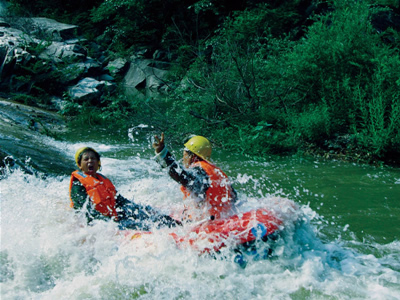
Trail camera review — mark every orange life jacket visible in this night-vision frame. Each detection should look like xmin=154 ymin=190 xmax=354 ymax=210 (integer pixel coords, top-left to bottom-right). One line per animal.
xmin=180 ymin=160 xmax=234 ymax=220
xmin=69 ymin=170 xmax=118 ymax=218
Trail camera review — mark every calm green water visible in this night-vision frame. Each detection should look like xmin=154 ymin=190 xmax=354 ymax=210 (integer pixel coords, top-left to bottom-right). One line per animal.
xmin=221 ymin=153 xmax=400 ymax=245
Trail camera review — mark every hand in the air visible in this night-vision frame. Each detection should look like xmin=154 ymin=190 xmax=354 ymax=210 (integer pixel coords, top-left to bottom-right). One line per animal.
xmin=153 ymin=132 xmax=165 ymax=153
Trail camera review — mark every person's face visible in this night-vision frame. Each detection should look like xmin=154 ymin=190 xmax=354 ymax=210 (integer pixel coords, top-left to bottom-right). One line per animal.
xmin=183 ymin=150 xmax=192 ymax=168
xmin=79 ymin=151 xmax=99 ymax=176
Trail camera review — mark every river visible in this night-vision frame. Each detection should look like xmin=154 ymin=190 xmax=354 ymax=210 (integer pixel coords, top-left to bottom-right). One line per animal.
xmin=1 ymin=125 xmax=400 ymax=299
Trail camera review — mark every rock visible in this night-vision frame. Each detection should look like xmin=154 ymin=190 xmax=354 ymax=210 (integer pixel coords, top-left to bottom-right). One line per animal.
xmin=85 ymin=41 xmax=104 ymax=60
xmin=106 ymin=58 xmax=129 ymax=76
xmin=59 ymin=63 xmax=86 ymax=84
xmin=68 ymin=77 xmax=115 ymax=104
xmin=1 ymin=16 xmax=172 ymax=108
xmin=0 ymin=97 xmax=66 ymax=132
xmin=0 ymin=27 xmax=36 ymax=84
xmin=50 ymin=96 xmax=70 ymax=111
xmin=0 ymin=17 xmax=10 ymax=28
xmin=68 ymin=77 xmax=102 ymax=103
xmin=123 ymin=61 xmax=147 ymax=89
xmin=0 ymin=97 xmax=71 ymax=176
xmin=0 ymin=26 xmax=38 ymax=60
xmin=146 ymin=67 xmax=168 ymax=91
xmin=29 ymin=17 xmax=81 ymax=42
xmin=98 ymin=74 xmax=115 ymax=82
xmin=13 ymin=47 xmax=32 ymax=64
xmin=55 ymin=58 xmax=103 ymax=86
xmin=39 ymin=41 xmax=86 ymax=63
xmin=122 ymin=58 xmax=169 ymax=92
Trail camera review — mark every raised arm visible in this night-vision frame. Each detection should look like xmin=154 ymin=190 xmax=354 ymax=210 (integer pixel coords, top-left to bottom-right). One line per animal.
xmin=153 ymin=133 xmax=210 ymax=198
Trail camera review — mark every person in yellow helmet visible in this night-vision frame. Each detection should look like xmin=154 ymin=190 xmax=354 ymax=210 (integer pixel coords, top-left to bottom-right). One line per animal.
xmin=153 ymin=133 xmax=237 ymax=222
xmin=70 ymin=147 xmax=181 ymax=230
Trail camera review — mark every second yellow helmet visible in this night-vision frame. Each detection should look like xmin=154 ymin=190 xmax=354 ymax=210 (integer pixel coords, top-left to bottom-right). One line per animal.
xmin=184 ymin=136 xmax=212 ymax=161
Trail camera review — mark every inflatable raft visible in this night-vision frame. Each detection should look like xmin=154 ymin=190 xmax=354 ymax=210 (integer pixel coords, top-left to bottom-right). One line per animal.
xmin=169 ymin=207 xmax=283 ymax=253
xmin=126 ymin=207 xmax=283 ymax=255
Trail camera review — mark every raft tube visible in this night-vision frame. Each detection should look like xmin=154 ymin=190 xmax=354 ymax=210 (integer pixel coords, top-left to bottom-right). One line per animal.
xmin=169 ymin=207 xmax=283 ymax=254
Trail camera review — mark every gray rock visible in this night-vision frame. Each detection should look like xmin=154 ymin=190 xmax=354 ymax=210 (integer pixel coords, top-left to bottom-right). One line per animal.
xmin=123 ymin=62 xmax=147 ymax=89
xmin=39 ymin=42 xmax=86 ymax=63
xmin=106 ymin=58 xmax=129 ymax=76
xmin=29 ymin=17 xmax=81 ymax=41
xmin=146 ymin=68 xmax=168 ymax=91
xmin=50 ymin=96 xmax=70 ymax=111
xmin=122 ymin=58 xmax=169 ymax=92
xmin=68 ymin=77 xmax=115 ymax=104
xmin=68 ymin=77 xmax=102 ymax=103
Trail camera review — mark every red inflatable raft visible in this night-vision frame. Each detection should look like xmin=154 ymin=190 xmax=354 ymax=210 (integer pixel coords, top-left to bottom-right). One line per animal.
xmin=169 ymin=207 xmax=283 ymax=253
xmin=124 ymin=207 xmax=284 ymax=254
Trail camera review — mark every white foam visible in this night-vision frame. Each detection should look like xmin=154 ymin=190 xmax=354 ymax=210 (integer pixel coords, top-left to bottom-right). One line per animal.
xmin=1 ymin=159 xmax=399 ymax=299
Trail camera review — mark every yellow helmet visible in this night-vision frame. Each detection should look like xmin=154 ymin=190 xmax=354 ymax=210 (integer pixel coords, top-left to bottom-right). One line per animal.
xmin=184 ymin=136 xmax=212 ymax=161
xmin=74 ymin=147 xmax=101 ymax=169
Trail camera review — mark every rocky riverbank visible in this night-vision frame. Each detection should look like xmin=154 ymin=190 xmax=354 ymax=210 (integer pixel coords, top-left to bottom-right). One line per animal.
xmin=1 ymin=15 xmax=171 ymax=108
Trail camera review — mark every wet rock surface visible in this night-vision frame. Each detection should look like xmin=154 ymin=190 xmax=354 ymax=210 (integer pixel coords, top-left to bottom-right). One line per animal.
xmin=0 ymin=97 xmax=73 ymax=176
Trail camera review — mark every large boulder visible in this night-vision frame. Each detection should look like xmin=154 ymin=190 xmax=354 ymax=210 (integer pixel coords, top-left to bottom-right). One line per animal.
xmin=0 ymin=27 xmax=38 ymax=84
xmin=68 ymin=77 xmax=115 ymax=104
xmin=29 ymin=17 xmax=81 ymax=42
xmin=123 ymin=59 xmax=148 ymax=89
xmin=56 ymin=58 xmax=103 ymax=86
xmin=123 ymin=58 xmax=169 ymax=94
xmin=106 ymin=58 xmax=129 ymax=77
xmin=39 ymin=41 xmax=86 ymax=63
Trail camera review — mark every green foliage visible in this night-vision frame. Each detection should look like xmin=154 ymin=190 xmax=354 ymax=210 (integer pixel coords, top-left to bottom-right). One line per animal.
xmin=352 ymin=65 xmax=400 ymax=156
xmin=90 ymin=0 xmax=181 ymax=51
xmin=288 ymin=102 xmax=331 ymax=144
xmin=10 ymin=93 xmax=37 ymax=106
xmin=98 ymin=95 xmax=136 ymax=122
xmin=277 ymin=0 xmax=400 ymax=159
xmin=164 ymin=0 xmax=400 ymax=163
xmin=61 ymin=91 xmax=140 ymax=130
xmin=8 ymin=0 xmax=103 ymax=18
xmin=59 ymin=97 xmax=81 ymax=117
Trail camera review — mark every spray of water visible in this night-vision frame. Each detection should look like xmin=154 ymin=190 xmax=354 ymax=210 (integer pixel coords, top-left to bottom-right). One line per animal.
xmin=1 ymin=135 xmax=399 ymax=299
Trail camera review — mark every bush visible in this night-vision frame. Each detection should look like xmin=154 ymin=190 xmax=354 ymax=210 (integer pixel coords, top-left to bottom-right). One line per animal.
xmin=164 ymin=0 xmax=400 ymax=162
xmin=288 ymin=102 xmax=331 ymax=144
xmin=353 ymin=66 xmax=400 ymax=156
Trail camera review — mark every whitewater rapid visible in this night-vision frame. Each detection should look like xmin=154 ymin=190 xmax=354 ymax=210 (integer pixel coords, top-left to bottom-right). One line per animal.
xmin=1 ymin=136 xmax=399 ymax=299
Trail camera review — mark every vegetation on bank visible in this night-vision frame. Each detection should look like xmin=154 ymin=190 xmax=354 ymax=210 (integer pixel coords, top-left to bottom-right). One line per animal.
xmin=6 ymin=0 xmax=400 ymax=166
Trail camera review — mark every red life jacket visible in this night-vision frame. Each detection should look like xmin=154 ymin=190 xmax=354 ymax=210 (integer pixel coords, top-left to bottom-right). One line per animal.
xmin=181 ymin=160 xmax=234 ymax=220
xmin=69 ymin=170 xmax=118 ymax=218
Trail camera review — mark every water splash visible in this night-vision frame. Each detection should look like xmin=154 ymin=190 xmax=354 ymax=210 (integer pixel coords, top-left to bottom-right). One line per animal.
xmin=1 ymin=148 xmax=399 ymax=299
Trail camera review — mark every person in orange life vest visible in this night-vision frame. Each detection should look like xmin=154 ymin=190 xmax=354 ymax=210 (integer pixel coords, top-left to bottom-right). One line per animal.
xmin=70 ymin=147 xmax=181 ymax=230
xmin=152 ymin=133 xmax=237 ymax=222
